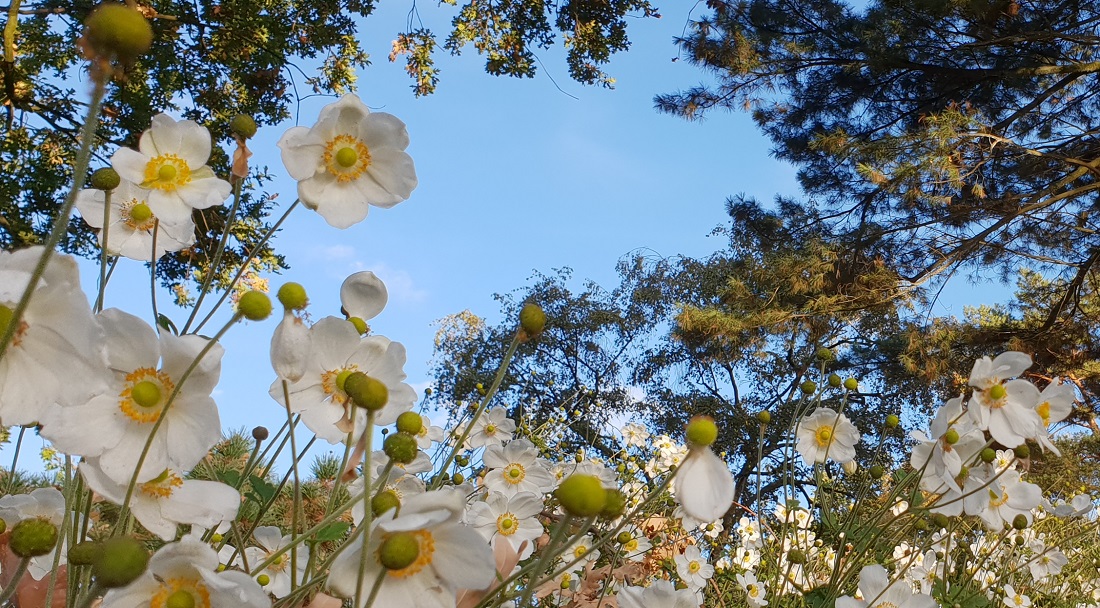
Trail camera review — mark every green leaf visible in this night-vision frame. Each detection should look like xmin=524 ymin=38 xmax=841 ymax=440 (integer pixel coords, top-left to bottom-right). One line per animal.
xmin=312 ymin=522 xmax=351 ymax=543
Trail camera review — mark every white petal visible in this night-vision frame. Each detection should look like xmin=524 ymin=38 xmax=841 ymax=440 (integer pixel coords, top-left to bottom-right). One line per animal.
xmin=340 ymin=271 xmax=388 ymax=321
xmin=674 ymin=448 xmax=735 ymax=522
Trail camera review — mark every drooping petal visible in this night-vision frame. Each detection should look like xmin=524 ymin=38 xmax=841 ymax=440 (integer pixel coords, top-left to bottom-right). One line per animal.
xmin=674 ymin=447 xmax=735 ymax=522
xmin=340 ymin=271 xmax=388 ymax=321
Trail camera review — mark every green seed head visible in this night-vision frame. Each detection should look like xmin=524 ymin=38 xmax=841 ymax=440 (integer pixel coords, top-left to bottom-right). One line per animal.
xmin=84 ymin=3 xmax=153 ymax=62
xmin=988 ymin=384 xmax=1007 ymax=400
xmin=10 ymin=517 xmax=58 ymax=558
xmin=787 ymin=549 xmax=806 ymax=564
xmin=237 ymin=290 xmax=273 ymax=321
xmin=229 ymin=114 xmax=258 ymax=140
xmin=277 ymin=282 xmax=308 ymax=310
xmin=68 ymin=540 xmax=103 ymax=566
xmin=166 ymin=590 xmax=195 ymax=608
xmin=335 ymin=147 xmax=358 ymax=168
xmin=90 ymin=167 xmax=121 ymax=191
xmin=599 ymin=489 xmax=626 ymax=520
xmin=1013 ymin=514 xmax=1029 ymax=530
xmin=885 ymin=414 xmax=900 ymax=429
xmin=617 ymin=531 xmax=633 ymax=544
xmin=451 ymin=472 xmax=465 ymax=484
xmin=396 ymin=411 xmax=423 ymax=435
xmin=345 ymin=372 xmax=389 ymax=411
xmin=1014 ymin=444 xmax=1030 ymax=459
xmin=371 ymin=490 xmax=401 ymax=516
xmin=843 ymin=377 xmax=859 ymax=391
xmin=519 ymin=303 xmax=547 ymax=338
xmin=129 ymin=203 xmax=153 ymax=224
xmin=92 ymin=536 xmax=148 ymax=588
xmin=931 ymin=513 xmax=950 ymax=530
xmin=378 ymin=532 xmax=420 ymax=570
xmin=256 ymin=573 xmax=271 ymax=586
xmin=130 ymin=380 xmax=161 ymax=408
xmin=555 ymin=474 xmax=607 ymax=517
xmin=980 ymin=448 xmax=997 ymax=463
xmin=828 ymin=373 xmax=842 ymax=388
xmin=800 ymin=380 xmax=817 ymax=395
xmin=685 ymin=415 xmax=718 ymax=448
xmin=869 ymin=465 xmax=885 ymax=479
xmin=944 ymin=428 xmax=959 ymax=445
xmin=756 ymin=411 xmax=771 ymax=424
xmin=383 ymin=432 xmax=418 ymax=465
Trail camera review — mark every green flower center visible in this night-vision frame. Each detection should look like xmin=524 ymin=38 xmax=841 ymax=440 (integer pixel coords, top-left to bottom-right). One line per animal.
xmin=131 ymin=380 xmax=162 ymax=408
xmin=988 ymin=384 xmax=1007 ymax=401
xmin=256 ymin=574 xmax=270 ymax=586
xmin=166 ymin=590 xmax=195 ymax=608
xmin=335 ymin=369 xmax=354 ymax=393
xmin=379 ymin=532 xmax=420 ymax=571
xmin=158 ymin=163 xmax=177 ymax=182
xmin=815 ymin=426 xmax=833 ymax=447
xmin=335 ymin=147 xmax=358 ymax=168
xmin=130 ymin=202 xmax=153 ymax=223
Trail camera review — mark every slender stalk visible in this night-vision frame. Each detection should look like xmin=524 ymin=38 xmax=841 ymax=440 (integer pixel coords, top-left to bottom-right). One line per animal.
xmin=4 ymin=425 xmax=26 ymax=494
xmin=95 ymin=189 xmax=113 ymax=313
xmin=182 ymin=179 xmax=244 ymax=334
xmin=282 ymin=380 xmax=302 ymax=592
xmin=0 ymin=557 xmax=29 ymax=605
xmin=149 ymin=219 xmax=160 ymax=327
xmin=353 ymin=413 xmax=376 ymax=608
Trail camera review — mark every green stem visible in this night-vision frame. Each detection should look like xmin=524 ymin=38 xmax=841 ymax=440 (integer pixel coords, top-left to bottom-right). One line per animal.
xmin=95 ymin=189 xmax=112 ymax=313
xmin=182 ymin=178 xmax=243 ymax=334
xmin=0 ymin=557 xmax=30 ymax=605
xmin=353 ymin=413 xmax=376 ymax=608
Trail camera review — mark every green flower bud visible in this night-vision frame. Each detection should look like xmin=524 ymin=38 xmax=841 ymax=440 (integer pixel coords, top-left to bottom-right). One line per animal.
xmin=555 ymin=474 xmax=607 ymax=517
xmin=1013 ymin=444 xmax=1030 ymax=459
xmin=599 ymin=489 xmax=626 ymax=520
xmin=519 ymin=303 xmax=546 ymax=338
xmin=869 ymin=465 xmax=885 ymax=479
xmin=84 ymin=3 xmax=153 ymax=62
xmin=378 ymin=532 xmax=420 ymax=570
xmin=452 ymin=472 xmax=465 ymax=484
xmin=685 ymin=415 xmax=718 ymax=448
xmin=10 ymin=517 xmax=58 ymax=558
xmin=383 ymin=432 xmax=418 ymax=465
xmin=787 ymin=549 xmax=806 ymax=564
xmin=885 ymin=414 xmax=900 ymax=429
xmin=1012 ymin=514 xmax=1029 ymax=530
xmin=617 ymin=531 xmax=633 ymax=544
xmin=90 ymin=167 xmax=121 ymax=191
xmin=843 ymin=377 xmax=859 ymax=391
xmin=371 ymin=490 xmax=401 ymax=517
xmin=980 ymin=448 xmax=997 ymax=463
xmin=828 ymin=373 xmax=842 ymax=387
xmin=68 ymin=540 xmax=103 ymax=566
xmin=277 ymin=282 xmax=308 ymax=310
xmin=345 ymin=372 xmax=388 ymax=411
xmin=915 ymin=518 xmax=930 ymax=531
xmin=756 ymin=411 xmax=771 ymax=425
xmin=800 ymin=380 xmax=817 ymax=395
xmin=230 ymin=114 xmax=258 ymax=140
xmin=815 ymin=347 xmax=834 ymax=361
xmin=252 ymin=426 xmax=269 ymax=442
xmin=931 ymin=513 xmax=950 ymax=530
xmin=455 ymin=455 xmax=469 ymax=467
xmin=92 ymin=536 xmax=148 ymax=588
xmin=237 ymin=290 xmax=272 ymax=321
xmin=396 ymin=411 xmax=423 ymax=435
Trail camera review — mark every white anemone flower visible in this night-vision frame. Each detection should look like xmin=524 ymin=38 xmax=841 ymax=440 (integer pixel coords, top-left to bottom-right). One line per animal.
xmin=967 ymin=352 xmax=1043 ymax=448
xmin=465 ymin=407 xmax=516 ymax=448
xmin=341 ymin=271 xmax=387 ymax=324
xmin=795 ymin=408 xmax=861 ymax=465
xmin=1027 ymin=541 xmax=1068 ymax=581
xmin=674 ymin=545 xmax=714 ymax=590
xmin=111 ymin=113 xmax=231 ymax=224
xmin=329 ymin=491 xmax=494 ymax=608
xmin=466 ymin=491 xmax=543 ymax=559
xmin=0 ymin=487 xmax=68 ymax=580
xmin=245 ymin=526 xmax=309 ymax=599
xmin=0 ymin=247 xmax=106 ymax=426
xmin=75 ymin=179 xmax=195 ymax=261
xmin=963 ymin=469 xmax=1042 ymax=530
xmin=278 ymin=94 xmax=417 ymax=228
xmin=1003 ymin=585 xmax=1032 ymax=608
xmin=1033 ymin=379 xmax=1075 ymax=454
xmin=482 ymin=438 xmax=555 ymax=498
xmin=100 ymin=534 xmax=269 ymax=608
xmin=673 ymin=445 xmax=735 ymax=522
xmin=560 ymin=534 xmax=601 ymax=574
xmin=737 ymin=571 xmax=769 ymax=608
xmin=835 ymin=564 xmax=936 ymax=608
xmin=414 ymin=414 xmax=445 ymax=449
xmin=617 ymin=580 xmax=698 ymax=608
xmin=269 ymin=316 xmax=416 ymax=443
xmin=79 ymin=458 xmax=239 ymax=542
xmin=40 ymin=308 xmax=223 ymax=484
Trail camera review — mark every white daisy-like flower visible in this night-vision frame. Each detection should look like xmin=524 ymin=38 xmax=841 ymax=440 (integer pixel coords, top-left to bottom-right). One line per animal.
xmin=795 ymin=408 xmax=861 ymax=465
xmin=737 ymin=571 xmax=769 ymax=607
xmin=245 ymin=526 xmax=309 ymax=599
xmin=620 ymin=423 xmax=650 ymax=448
xmin=674 ymin=545 xmax=714 ymax=590
xmin=1003 ymin=584 xmax=1032 ymax=608
xmin=0 ymin=247 xmax=106 ymax=426
xmin=560 ymin=534 xmax=601 ymax=574
xmin=1027 ymin=541 xmax=1068 ymax=581
xmin=328 ymin=490 xmax=494 ymax=608
xmin=270 ymin=316 xmax=416 ymax=443
xmin=278 ymin=94 xmax=417 ymax=228
xmin=465 ymin=408 xmax=516 ymax=449
xmin=963 ymin=469 xmax=1042 ymax=530
xmin=615 ymin=526 xmax=653 ymax=563
xmin=40 ymin=308 xmax=223 ymax=484
xmin=835 ymin=564 xmax=936 ymax=608
xmin=466 ymin=491 xmax=543 ymax=559
xmin=75 ymin=179 xmax=195 ymax=261
xmin=111 ymin=113 xmax=231 ymax=224
xmin=673 ymin=446 xmax=734 ymax=522
xmin=0 ymin=487 xmax=68 ymax=580
xmin=967 ymin=352 xmax=1042 ymax=448
xmin=348 ymin=472 xmax=425 ymax=525
xmin=80 ymin=458 xmax=239 ymax=542
xmin=100 ymin=534 xmax=269 ymax=608
xmin=482 ymin=438 xmax=555 ymax=498
xmin=617 ymin=579 xmax=698 ymax=608
xmin=1034 ymin=378 xmax=1075 ymax=454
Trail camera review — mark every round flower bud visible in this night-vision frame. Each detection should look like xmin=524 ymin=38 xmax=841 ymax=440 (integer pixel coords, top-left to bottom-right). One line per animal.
xmin=980 ymin=448 xmax=996 ymax=463
xmin=68 ymin=540 xmax=103 ymax=566
xmin=756 ymin=411 xmax=771 ymax=424
xmin=800 ymin=380 xmax=817 ymax=395
xmin=869 ymin=465 xmax=885 ymax=479
xmin=1014 ymin=444 xmax=1030 ymax=459
xmin=0 ymin=518 xmax=7 ymax=535
xmin=396 ymin=411 xmax=423 ymax=435
xmin=379 ymin=532 xmax=420 ymax=570
xmin=944 ymin=429 xmax=959 ymax=445
xmin=371 ymin=490 xmax=401 ymax=517
xmin=230 ymin=114 xmax=258 ymax=140
xmin=84 ymin=3 xmax=153 ymax=62
xmin=90 ymin=167 xmax=121 ymax=191
xmin=237 ymin=291 xmax=272 ymax=321
xmin=452 ymin=473 xmax=465 ymax=484
xmin=787 ymin=549 xmax=806 ymax=564
xmin=555 ymin=474 xmax=607 ymax=517
xmin=931 ymin=513 xmax=950 ymax=530
xmin=345 ymin=372 xmax=388 ymax=411
xmin=685 ymin=415 xmax=718 ymax=448
xmin=1012 ymin=514 xmax=1029 ymax=530
xmin=455 ymin=455 xmax=469 ymax=467
xmin=815 ymin=347 xmax=834 ymax=361
xmin=277 ymin=282 xmax=308 ymax=310
xmin=843 ymin=377 xmax=859 ymax=391
xmin=915 ymin=518 xmax=930 ymax=531
xmin=519 ymin=303 xmax=546 ymax=337
xmin=885 ymin=414 xmax=900 ymax=429
xmin=599 ymin=489 xmax=626 ymax=520
xmin=252 ymin=426 xmax=269 ymax=442
xmin=92 ymin=536 xmax=149 ymax=588
xmin=10 ymin=517 xmax=58 ymax=558
xmin=828 ymin=373 xmax=842 ymax=387
xmin=383 ymin=432 xmax=418 ymax=465
xmin=256 ymin=574 xmax=271 ymax=586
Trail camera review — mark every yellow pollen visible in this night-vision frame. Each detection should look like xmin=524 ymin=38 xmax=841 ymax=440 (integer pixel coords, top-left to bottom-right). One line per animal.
xmin=119 ymin=367 xmax=175 ymax=423
xmin=382 ymin=529 xmax=435 ymax=578
xmin=497 ymin=513 xmax=517 ymax=535
xmin=120 ymin=199 xmax=156 ymax=230
xmin=1036 ymin=401 xmax=1051 ymax=425
xmin=150 ymin=577 xmax=211 ymax=608
xmin=815 ymin=426 xmax=833 ymax=447
xmin=988 ymin=489 xmax=1009 ymax=507
xmin=139 ymin=469 xmax=184 ymax=498
xmin=323 ymin=135 xmax=371 ymax=182
xmin=573 ymin=546 xmax=588 ymax=559
xmin=689 ymin=560 xmax=701 ymax=573
xmin=624 ymin=539 xmax=638 ymax=552
xmin=144 ymin=154 xmax=192 ymax=191
xmin=0 ymin=304 xmax=28 ymax=348
xmin=503 ymin=463 xmax=526 ymax=484
xmin=485 ymin=423 xmax=497 ymax=434
xmin=321 ymin=365 xmax=359 ymax=406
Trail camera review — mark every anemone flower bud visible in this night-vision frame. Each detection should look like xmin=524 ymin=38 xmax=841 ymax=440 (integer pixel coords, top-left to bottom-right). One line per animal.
xmin=270 ymin=310 xmax=310 ymax=382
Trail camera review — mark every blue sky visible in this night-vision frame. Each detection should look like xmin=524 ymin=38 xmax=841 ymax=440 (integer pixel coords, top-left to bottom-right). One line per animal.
xmin=53 ymin=3 xmax=997 ymax=469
